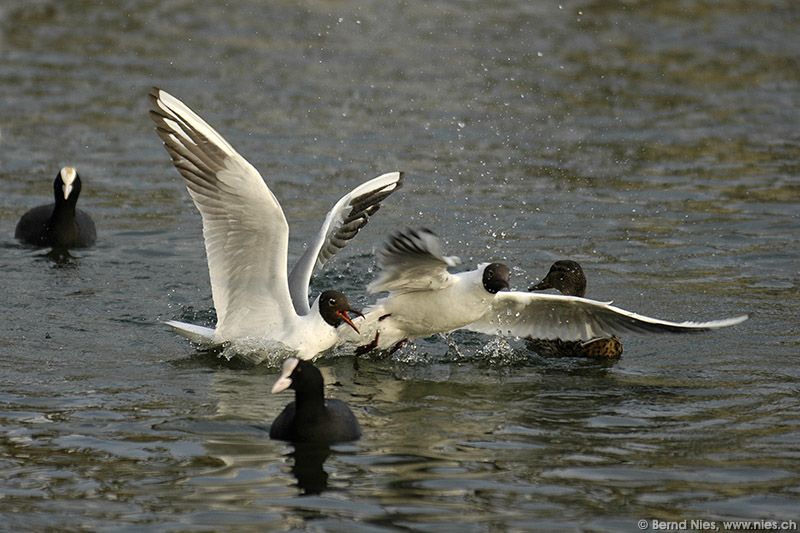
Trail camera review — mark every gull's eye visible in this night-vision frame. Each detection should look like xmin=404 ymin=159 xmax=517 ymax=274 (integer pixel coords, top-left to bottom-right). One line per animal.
xmin=328 ymin=298 xmax=337 ymax=307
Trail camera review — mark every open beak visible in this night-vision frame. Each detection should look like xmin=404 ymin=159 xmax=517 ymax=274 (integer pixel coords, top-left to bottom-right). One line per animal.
xmin=337 ymin=309 xmax=361 ymax=334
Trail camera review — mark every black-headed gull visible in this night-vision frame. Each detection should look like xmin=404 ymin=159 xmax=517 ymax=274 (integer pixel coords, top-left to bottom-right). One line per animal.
xmin=270 ymin=357 xmax=362 ymax=443
xmin=148 ymin=87 xmax=403 ymax=360
xmin=15 ymin=166 xmax=96 ymax=249
xmin=354 ymin=228 xmax=748 ymax=354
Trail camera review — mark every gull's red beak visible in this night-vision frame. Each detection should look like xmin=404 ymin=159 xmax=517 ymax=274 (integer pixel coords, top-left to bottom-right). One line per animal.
xmin=337 ymin=309 xmax=361 ymax=334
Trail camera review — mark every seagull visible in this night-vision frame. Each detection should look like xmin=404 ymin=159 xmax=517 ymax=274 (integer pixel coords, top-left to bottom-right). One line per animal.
xmin=148 ymin=87 xmax=403 ymax=360
xmin=353 ymin=228 xmax=749 ymax=354
xmin=526 ymin=260 xmax=623 ymax=358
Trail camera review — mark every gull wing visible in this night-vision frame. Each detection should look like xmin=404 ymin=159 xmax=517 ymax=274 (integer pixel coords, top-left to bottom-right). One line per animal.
xmin=164 ymin=320 xmax=217 ymax=345
xmin=465 ymin=291 xmax=748 ymax=339
xmin=149 ymin=88 xmax=294 ymax=339
xmin=368 ymin=228 xmax=461 ymax=294
xmin=287 ymin=171 xmax=403 ymax=314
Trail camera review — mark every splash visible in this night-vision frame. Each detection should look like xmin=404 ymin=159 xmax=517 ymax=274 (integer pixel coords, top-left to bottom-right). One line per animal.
xmin=218 ymin=339 xmax=298 ymax=368
xmin=474 ymin=337 xmax=530 ymax=367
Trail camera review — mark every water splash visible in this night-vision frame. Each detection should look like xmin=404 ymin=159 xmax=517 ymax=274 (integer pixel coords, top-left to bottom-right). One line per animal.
xmin=474 ymin=337 xmax=530 ymax=367
xmin=218 ymin=339 xmax=297 ymax=368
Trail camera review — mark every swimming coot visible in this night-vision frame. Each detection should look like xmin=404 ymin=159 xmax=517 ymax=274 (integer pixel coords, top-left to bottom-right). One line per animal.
xmin=15 ymin=167 xmax=96 ymax=249
xmin=269 ymin=358 xmax=361 ymax=443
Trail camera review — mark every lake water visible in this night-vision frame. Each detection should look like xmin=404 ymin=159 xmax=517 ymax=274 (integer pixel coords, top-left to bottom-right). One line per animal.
xmin=1 ymin=1 xmax=798 ymax=531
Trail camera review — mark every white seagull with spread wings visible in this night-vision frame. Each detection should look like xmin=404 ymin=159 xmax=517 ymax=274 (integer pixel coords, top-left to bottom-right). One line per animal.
xmin=149 ymin=88 xmax=403 ymax=360
xmin=353 ymin=228 xmax=748 ymax=354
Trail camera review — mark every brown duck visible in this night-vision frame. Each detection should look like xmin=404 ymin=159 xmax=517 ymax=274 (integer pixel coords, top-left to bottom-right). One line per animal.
xmin=526 ymin=260 xmax=623 ymax=358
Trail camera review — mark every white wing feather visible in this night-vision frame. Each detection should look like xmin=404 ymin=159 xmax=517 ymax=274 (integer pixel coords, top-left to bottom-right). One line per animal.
xmin=368 ymin=228 xmax=461 ymax=294
xmin=287 ymin=171 xmax=403 ymax=314
xmin=465 ymin=291 xmax=749 ymax=339
xmin=164 ymin=320 xmax=217 ymax=345
xmin=149 ymin=88 xmax=295 ymax=339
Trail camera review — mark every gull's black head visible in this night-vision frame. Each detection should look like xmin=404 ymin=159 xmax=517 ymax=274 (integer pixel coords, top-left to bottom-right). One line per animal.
xmin=482 ymin=262 xmax=510 ymax=294
xmin=318 ymin=290 xmax=362 ymax=333
xmin=529 ymin=260 xmax=587 ymax=297
xmin=54 ymin=167 xmax=81 ymax=205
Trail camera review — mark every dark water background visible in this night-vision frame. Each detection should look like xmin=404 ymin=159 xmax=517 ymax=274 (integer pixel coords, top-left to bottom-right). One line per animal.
xmin=1 ymin=1 xmax=798 ymax=531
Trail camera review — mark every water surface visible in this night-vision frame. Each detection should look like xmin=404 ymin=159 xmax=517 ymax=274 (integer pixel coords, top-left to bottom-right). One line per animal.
xmin=1 ymin=1 xmax=798 ymax=531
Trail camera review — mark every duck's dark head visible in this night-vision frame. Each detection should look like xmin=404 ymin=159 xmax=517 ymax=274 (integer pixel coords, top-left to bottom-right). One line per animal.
xmin=318 ymin=290 xmax=362 ymax=333
xmin=529 ymin=260 xmax=586 ymax=297
xmin=54 ymin=167 xmax=81 ymax=204
xmin=482 ymin=262 xmax=510 ymax=294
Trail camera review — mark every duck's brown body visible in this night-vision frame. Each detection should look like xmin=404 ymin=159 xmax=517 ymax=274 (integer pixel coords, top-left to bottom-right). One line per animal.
xmin=526 ymin=335 xmax=623 ymax=359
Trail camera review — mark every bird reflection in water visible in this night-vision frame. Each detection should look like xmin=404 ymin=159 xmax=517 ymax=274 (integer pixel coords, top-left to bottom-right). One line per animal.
xmin=269 ymin=358 xmax=361 ymax=495
xmin=287 ymin=442 xmax=333 ymax=495
xmin=45 ymin=247 xmax=77 ymax=266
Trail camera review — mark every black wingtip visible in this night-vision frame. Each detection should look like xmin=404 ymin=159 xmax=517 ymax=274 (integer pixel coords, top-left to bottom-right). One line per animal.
xmin=148 ymin=87 xmax=162 ymax=101
xmin=384 ymin=227 xmax=439 ymax=257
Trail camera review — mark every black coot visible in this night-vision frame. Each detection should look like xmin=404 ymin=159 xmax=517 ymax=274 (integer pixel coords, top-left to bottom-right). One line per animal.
xmin=270 ymin=358 xmax=361 ymax=443
xmin=15 ymin=167 xmax=96 ymax=249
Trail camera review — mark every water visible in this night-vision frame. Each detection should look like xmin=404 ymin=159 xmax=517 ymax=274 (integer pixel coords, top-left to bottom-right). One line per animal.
xmin=1 ymin=1 xmax=798 ymax=530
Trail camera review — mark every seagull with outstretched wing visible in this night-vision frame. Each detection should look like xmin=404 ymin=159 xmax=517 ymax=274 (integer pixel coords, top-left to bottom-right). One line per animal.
xmin=149 ymin=88 xmax=403 ymax=360
xmin=353 ymin=228 xmax=748 ymax=354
